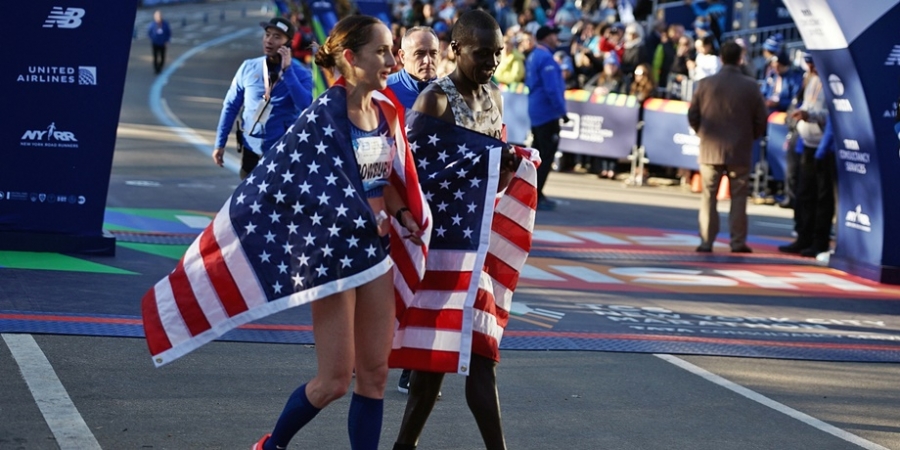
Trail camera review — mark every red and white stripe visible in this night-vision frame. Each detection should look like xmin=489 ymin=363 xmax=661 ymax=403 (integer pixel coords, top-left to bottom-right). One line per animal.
xmin=390 ymin=155 xmax=538 ymax=374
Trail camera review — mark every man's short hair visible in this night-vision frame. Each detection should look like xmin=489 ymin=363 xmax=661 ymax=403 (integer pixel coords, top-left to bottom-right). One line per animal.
xmin=720 ymin=40 xmax=742 ymax=65
xmin=451 ymin=9 xmax=500 ymax=43
xmin=401 ymin=26 xmax=438 ymax=50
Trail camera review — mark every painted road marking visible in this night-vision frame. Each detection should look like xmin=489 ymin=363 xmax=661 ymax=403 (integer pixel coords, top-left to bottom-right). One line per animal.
xmin=3 ymin=334 xmax=101 ymax=450
xmin=569 ymin=231 xmax=629 ymax=245
xmin=176 ymin=214 xmax=213 ymax=229
xmin=656 ymin=354 xmax=890 ymax=450
xmin=551 ymin=265 xmax=624 ymax=284
xmin=521 ymin=264 xmax=566 ymax=281
xmin=532 ymin=229 xmax=583 ymax=243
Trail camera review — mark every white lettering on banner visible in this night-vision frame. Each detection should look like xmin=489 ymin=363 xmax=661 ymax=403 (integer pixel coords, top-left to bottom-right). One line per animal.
xmin=673 ymin=132 xmax=699 ymax=156
xmin=608 ymin=267 xmax=739 ymax=286
xmin=843 ymin=139 xmax=859 ymax=150
xmin=19 ymin=123 xmax=79 ymax=149
xmin=43 ymin=7 xmax=85 ymax=29
xmin=885 ymin=45 xmax=900 ymax=66
xmin=833 ymin=98 xmax=853 ymax=112
xmin=715 ymin=270 xmax=876 ymax=292
xmin=827 ymin=74 xmax=844 ymax=96
xmin=15 ymin=66 xmax=96 ymax=85
xmin=578 ymin=115 xmax=614 ymax=143
xmin=559 ymin=114 xmax=579 ymax=140
xmin=845 ymin=205 xmax=872 ymax=232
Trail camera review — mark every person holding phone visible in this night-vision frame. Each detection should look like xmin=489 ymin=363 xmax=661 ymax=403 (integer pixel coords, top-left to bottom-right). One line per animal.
xmin=213 ymin=17 xmax=314 ymax=179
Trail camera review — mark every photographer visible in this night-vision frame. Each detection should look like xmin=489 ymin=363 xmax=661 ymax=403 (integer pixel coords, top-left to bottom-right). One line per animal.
xmin=212 ymin=18 xmax=313 ymax=178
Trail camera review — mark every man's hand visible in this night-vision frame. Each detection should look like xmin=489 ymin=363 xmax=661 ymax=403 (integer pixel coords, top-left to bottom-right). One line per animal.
xmin=790 ymin=110 xmax=809 ymax=122
xmin=278 ymin=46 xmax=291 ymax=70
xmin=212 ymin=147 xmax=225 ymax=167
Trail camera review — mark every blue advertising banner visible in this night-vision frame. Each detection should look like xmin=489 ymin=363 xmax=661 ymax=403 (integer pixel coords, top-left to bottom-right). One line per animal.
xmin=499 ymin=85 xmax=531 ymax=145
xmin=558 ymin=92 xmax=640 ymax=158
xmin=657 ymin=0 xmax=735 ymax=33
xmin=0 ymin=2 xmax=136 ymax=254
xmin=640 ymin=98 xmax=699 ymax=170
xmin=755 ymin=0 xmax=794 ymax=28
xmin=783 ymin=0 xmax=900 ymax=283
xmin=355 ymin=0 xmax=393 ymax=26
xmin=763 ymin=112 xmax=790 ymax=181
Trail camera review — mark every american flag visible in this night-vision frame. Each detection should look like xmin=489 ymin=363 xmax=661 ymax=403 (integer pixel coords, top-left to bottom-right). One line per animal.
xmin=142 ymin=83 xmax=431 ymax=367
xmin=389 ymin=111 xmax=538 ymax=375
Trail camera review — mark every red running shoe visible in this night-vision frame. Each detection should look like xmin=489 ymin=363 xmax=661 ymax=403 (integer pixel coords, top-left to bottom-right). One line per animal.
xmin=252 ymin=434 xmax=271 ymax=450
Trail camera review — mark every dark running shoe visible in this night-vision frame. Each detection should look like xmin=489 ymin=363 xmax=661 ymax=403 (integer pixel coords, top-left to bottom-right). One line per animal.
xmin=398 ymin=369 xmax=411 ymax=394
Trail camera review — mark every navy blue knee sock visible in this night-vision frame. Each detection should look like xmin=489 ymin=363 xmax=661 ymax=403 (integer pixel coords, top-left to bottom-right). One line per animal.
xmin=265 ymin=383 xmax=321 ymax=450
xmin=347 ymin=393 xmax=383 ymax=450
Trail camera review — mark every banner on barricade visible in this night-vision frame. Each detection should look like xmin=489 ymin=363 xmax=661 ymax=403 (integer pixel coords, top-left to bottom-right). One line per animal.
xmin=499 ymin=84 xmax=531 ymax=145
xmin=783 ymin=0 xmax=900 ymax=283
xmin=640 ymin=98 xmax=699 ymax=170
xmin=558 ymin=91 xmax=640 ymax=158
xmin=764 ymin=112 xmax=790 ymax=181
xmin=0 ymin=1 xmax=136 ymax=254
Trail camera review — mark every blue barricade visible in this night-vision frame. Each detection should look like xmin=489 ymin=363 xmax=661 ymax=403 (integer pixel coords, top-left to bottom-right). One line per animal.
xmin=558 ymin=91 xmax=640 ymax=158
xmin=764 ymin=112 xmax=790 ymax=181
xmin=640 ymin=98 xmax=700 ymax=170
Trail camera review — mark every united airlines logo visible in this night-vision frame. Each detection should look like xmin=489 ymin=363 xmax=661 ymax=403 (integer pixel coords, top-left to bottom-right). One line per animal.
xmin=885 ymin=45 xmax=900 ymax=66
xmin=845 ymin=205 xmax=872 ymax=233
xmin=17 ymin=65 xmax=96 ymax=85
xmin=43 ymin=7 xmax=85 ymax=29
xmin=20 ymin=122 xmax=79 ymax=149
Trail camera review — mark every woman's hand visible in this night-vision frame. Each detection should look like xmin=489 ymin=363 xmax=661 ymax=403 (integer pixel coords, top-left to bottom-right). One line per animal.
xmin=396 ymin=209 xmax=424 ymax=246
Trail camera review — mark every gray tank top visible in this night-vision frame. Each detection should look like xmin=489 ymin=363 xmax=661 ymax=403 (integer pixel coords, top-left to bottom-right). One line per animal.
xmin=435 ymin=77 xmax=502 ymax=139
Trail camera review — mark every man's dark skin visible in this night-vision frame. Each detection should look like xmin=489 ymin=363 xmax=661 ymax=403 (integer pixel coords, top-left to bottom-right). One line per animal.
xmin=413 ymin=27 xmax=519 ymax=191
xmin=394 ymin=22 xmax=511 ymax=450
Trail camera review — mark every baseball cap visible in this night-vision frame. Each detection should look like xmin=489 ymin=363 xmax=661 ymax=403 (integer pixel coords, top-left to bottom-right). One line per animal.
xmin=535 ymin=25 xmax=561 ymax=41
xmin=603 ymin=52 xmax=620 ymax=67
xmin=762 ymin=33 xmax=783 ymax=53
xmin=260 ymin=17 xmax=295 ymax=40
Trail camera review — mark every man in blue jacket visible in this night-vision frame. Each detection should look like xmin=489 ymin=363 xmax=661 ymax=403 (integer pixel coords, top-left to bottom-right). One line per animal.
xmin=387 ymin=27 xmax=440 ymax=109
xmin=212 ymin=18 xmax=313 ymax=179
xmin=147 ymin=10 xmax=171 ymax=74
xmin=526 ymin=25 xmax=568 ymax=211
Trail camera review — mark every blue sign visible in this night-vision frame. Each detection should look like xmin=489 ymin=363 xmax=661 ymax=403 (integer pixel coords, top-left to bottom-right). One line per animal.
xmin=783 ymin=0 xmax=900 ymax=283
xmin=640 ymin=99 xmax=700 ymax=170
xmin=0 ymin=1 xmax=136 ymax=254
xmin=755 ymin=0 xmax=794 ymax=28
xmin=558 ymin=93 xmax=640 ymax=158
xmin=763 ymin=113 xmax=790 ymax=181
xmin=355 ymin=0 xmax=393 ymax=26
xmin=500 ymin=88 xmax=531 ymax=145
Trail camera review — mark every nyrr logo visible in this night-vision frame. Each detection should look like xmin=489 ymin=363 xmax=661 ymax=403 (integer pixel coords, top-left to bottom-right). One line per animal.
xmin=43 ymin=7 xmax=85 ymax=29
xmin=20 ymin=123 xmax=79 ymax=148
xmin=845 ymin=204 xmax=872 ymax=232
xmin=885 ymin=45 xmax=900 ymax=66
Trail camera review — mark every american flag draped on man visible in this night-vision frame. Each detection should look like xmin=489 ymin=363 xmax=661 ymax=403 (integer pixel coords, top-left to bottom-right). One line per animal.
xmin=141 ymin=82 xmax=431 ymax=367
xmin=389 ymin=111 xmax=538 ymax=375
xmin=141 ymin=82 xmax=536 ymax=373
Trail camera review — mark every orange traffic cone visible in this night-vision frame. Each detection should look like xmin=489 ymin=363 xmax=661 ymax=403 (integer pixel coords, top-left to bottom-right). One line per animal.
xmin=690 ymin=172 xmax=702 ymax=193
xmin=717 ymin=175 xmax=731 ymax=200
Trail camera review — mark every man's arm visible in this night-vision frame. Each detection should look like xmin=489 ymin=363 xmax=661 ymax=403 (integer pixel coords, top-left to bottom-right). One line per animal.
xmin=282 ymin=60 xmax=313 ymax=110
xmin=752 ymin=90 xmax=768 ymax=140
xmin=687 ymin=82 xmax=703 ymax=132
xmin=411 ymin=83 xmax=454 ymax=124
xmin=213 ymin=63 xmax=247 ymax=166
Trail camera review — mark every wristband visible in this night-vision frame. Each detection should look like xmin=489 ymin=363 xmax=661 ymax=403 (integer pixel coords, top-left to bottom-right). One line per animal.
xmin=395 ymin=207 xmax=410 ymax=223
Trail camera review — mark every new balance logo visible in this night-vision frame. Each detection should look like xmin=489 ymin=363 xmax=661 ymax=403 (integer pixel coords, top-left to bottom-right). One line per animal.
xmin=43 ymin=7 xmax=85 ymax=29
xmin=885 ymin=45 xmax=900 ymax=66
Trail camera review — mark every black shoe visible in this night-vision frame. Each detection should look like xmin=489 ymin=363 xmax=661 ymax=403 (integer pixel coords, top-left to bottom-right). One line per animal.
xmin=695 ymin=245 xmax=712 ymax=253
xmin=397 ymin=369 xmax=410 ymax=394
xmin=731 ymin=245 xmax=753 ymax=253
xmin=799 ymin=247 xmax=828 ymax=257
xmin=777 ymin=241 xmax=809 ymax=254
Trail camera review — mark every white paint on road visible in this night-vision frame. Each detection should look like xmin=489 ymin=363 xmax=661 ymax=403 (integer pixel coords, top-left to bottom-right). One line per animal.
xmin=655 ymin=354 xmax=891 ymax=450
xmin=3 ymin=334 xmax=101 ymax=450
xmin=149 ymin=28 xmax=254 ymax=176
xmin=550 ymin=265 xmax=624 ymax=284
xmin=176 ymin=214 xmax=213 ymax=229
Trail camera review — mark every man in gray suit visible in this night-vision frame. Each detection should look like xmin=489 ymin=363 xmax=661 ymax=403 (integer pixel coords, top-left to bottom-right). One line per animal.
xmin=688 ymin=40 xmax=767 ymax=253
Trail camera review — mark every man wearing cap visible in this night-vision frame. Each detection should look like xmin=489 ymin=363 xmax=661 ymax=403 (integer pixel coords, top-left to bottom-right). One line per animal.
xmin=761 ymin=51 xmax=802 ymax=113
xmin=212 ymin=17 xmax=313 ymax=178
xmin=387 ymin=26 xmax=440 ymax=109
xmin=526 ymin=25 xmax=568 ymax=210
